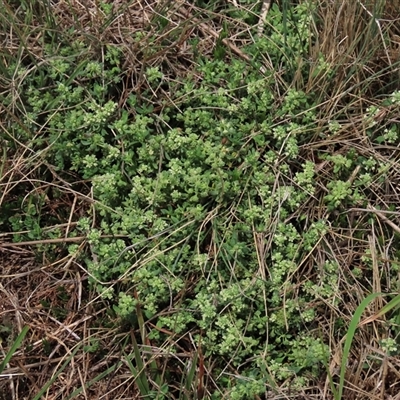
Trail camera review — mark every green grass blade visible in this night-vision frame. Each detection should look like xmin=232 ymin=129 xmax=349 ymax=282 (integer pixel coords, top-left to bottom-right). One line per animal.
xmin=65 ymin=362 xmax=119 ymax=399
xmin=371 ymin=294 xmax=400 ymax=319
xmin=182 ymin=352 xmax=198 ymax=400
xmin=127 ymin=334 xmax=151 ymax=395
xmin=124 ymin=351 xmax=151 ymax=396
xmin=282 ymin=0 xmax=288 ymax=47
xmin=338 ymin=292 xmax=382 ymax=400
xmin=0 ymin=325 xmax=29 ymax=373
xmin=32 ymin=344 xmax=81 ymax=400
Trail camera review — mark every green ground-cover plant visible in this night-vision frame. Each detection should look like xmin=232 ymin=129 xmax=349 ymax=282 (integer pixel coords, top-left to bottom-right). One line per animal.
xmin=2 ymin=0 xmax=400 ymax=398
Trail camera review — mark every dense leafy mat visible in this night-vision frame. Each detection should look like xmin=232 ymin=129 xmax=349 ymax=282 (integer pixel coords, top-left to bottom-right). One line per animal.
xmin=1 ymin=0 xmax=400 ymax=398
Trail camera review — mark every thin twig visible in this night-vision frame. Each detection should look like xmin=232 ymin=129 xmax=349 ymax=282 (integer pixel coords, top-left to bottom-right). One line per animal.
xmin=0 ymin=235 xmax=127 ymax=248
